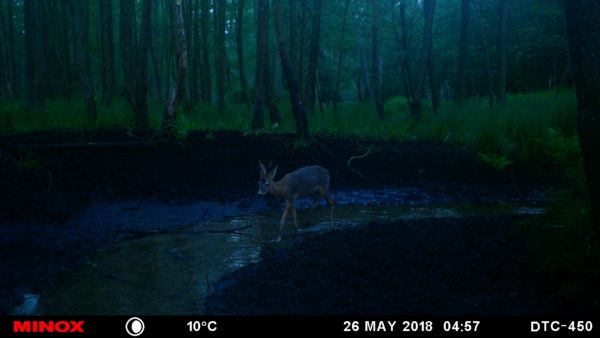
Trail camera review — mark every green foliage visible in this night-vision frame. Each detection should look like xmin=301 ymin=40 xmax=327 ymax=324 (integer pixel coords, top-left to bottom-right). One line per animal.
xmin=0 ymin=91 xmax=578 ymax=174
xmin=478 ymin=153 xmax=512 ymax=171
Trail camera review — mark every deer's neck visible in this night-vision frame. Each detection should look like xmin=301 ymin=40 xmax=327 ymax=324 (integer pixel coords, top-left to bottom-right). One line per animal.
xmin=269 ymin=176 xmax=288 ymax=198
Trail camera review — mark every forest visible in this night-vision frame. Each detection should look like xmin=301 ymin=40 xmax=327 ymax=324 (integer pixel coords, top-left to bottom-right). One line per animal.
xmin=0 ymin=0 xmax=571 ymax=134
xmin=0 ymin=0 xmax=599 ymax=316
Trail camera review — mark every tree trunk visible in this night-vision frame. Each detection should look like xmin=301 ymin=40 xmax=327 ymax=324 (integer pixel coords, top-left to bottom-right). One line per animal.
xmin=252 ymin=0 xmax=268 ymax=129
xmin=236 ymin=0 xmax=251 ymax=111
xmin=182 ymin=0 xmax=193 ymax=105
xmin=359 ymin=44 xmax=372 ymax=102
xmin=273 ymin=0 xmax=309 ymax=138
xmin=189 ymin=0 xmax=199 ymax=103
xmin=24 ymin=0 xmax=42 ymax=106
xmin=60 ymin=0 xmax=73 ymax=99
xmin=215 ymin=0 xmax=226 ymax=113
xmin=6 ymin=0 xmax=17 ymax=95
xmin=133 ymin=0 xmax=151 ymax=129
xmin=305 ymin=0 xmax=322 ymax=114
xmin=398 ymin=0 xmax=414 ymax=104
xmin=298 ymin=3 xmax=306 ymax=99
xmin=288 ymin=0 xmax=297 ymax=72
xmin=0 ymin=8 xmax=5 ymax=97
xmin=496 ymin=0 xmax=508 ymax=103
xmin=161 ymin=0 xmax=187 ymax=139
xmin=120 ymin=0 xmax=135 ymax=105
xmin=411 ymin=0 xmax=435 ymax=119
xmin=40 ymin=1 xmax=62 ymax=100
xmin=564 ymin=0 xmax=600 ymax=231
xmin=333 ymin=0 xmax=350 ymax=112
xmin=455 ymin=0 xmax=470 ymax=105
xmin=0 ymin=3 xmax=6 ymax=97
xmin=150 ymin=0 xmax=161 ymax=97
xmin=427 ymin=37 xmax=440 ymax=114
xmin=264 ymin=1 xmax=281 ymax=125
xmin=99 ymin=0 xmax=116 ymax=105
xmin=474 ymin=0 xmax=495 ymax=107
xmin=73 ymin=0 xmax=97 ymax=121
xmin=372 ymin=0 xmax=384 ymax=120
xmin=200 ymin=0 xmax=212 ymax=103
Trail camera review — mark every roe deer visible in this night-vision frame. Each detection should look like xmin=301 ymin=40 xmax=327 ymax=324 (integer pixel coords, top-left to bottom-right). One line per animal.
xmin=258 ymin=161 xmax=335 ymax=241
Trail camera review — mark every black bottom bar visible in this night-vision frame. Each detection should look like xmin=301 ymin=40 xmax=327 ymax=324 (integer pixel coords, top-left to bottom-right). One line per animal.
xmin=1 ymin=316 xmax=598 ymax=337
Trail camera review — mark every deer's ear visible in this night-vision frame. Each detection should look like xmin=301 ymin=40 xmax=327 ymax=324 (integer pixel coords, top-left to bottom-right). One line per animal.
xmin=259 ymin=161 xmax=267 ymax=176
xmin=267 ymin=166 xmax=278 ymax=180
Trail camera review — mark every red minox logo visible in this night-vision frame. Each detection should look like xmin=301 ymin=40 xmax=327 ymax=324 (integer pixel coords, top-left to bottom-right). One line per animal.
xmin=13 ymin=321 xmax=85 ymax=333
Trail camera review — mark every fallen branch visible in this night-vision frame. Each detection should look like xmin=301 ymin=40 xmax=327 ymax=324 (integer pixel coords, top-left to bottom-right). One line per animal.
xmin=346 ymin=144 xmax=374 ymax=178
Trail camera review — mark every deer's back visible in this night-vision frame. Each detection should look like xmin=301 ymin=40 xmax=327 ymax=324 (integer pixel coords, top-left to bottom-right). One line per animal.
xmin=284 ymin=165 xmax=330 ymax=198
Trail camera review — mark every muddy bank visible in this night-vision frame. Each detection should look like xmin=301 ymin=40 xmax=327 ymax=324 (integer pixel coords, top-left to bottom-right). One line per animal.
xmin=204 ymin=215 xmax=589 ymax=315
xmin=1 ymin=131 xmax=551 ymax=223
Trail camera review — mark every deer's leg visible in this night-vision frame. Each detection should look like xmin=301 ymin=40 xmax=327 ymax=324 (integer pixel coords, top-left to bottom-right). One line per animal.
xmin=308 ymin=197 xmax=318 ymax=218
xmin=291 ymin=202 xmax=298 ymax=229
xmin=278 ymin=202 xmax=291 ymax=241
xmin=324 ymin=195 xmax=335 ymax=229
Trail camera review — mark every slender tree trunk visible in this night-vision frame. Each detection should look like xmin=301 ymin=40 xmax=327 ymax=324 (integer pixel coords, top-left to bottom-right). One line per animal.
xmin=236 ymin=0 xmax=251 ymax=111
xmin=564 ymin=0 xmax=600 ymax=231
xmin=37 ymin=1 xmax=49 ymax=101
xmin=316 ymin=69 xmax=324 ymax=113
xmin=427 ymin=20 xmax=440 ymax=115
xmin=150 ymin=0 xmax=161 ymax=97
xmin=455 ymin=0 xmax=470 ymax=105
xmin=273 ymin=0 xmax=308 ymax=138
xmin=42 ymin=1 xmax=63 ymax=99
xmin=252 ymin=0 xmax=268 ymax=129
xmin=200 ymin=0 xmax=212 ymax=103
xmin=182 ymin=0 xmax=192 ymax=105
xmin=298 ymin=3 xmax=306 ymax=99
xmin=427 ymin=48 xmax=440 ymax=114
xmin=189 ymin=0 xmax=199 ymax=102
xmin=120 ymin=0 xmax=135 ymax=105
xmin=133 ymin=0 xmax=151 ymax=129
xmin=99 ymin=0 xmax=116 ymax=105
xmin=372 ymin=0 xmax=384 ymax=120
xmin=474 ymin=0 xmax=495 ymax=107
xmin=398 ymin=0 xmax=414 ymax=104
xmin=0 ymin=8 xmax=5 ymax=97
xmin=555 ymin=51 xmax=570 ymax=98
xmin=73 ymin=0 xmax=97 ymax=121
xmin=305 ymin=0 xmax=322 ymax=114
xmin=215 ymin=0 xmax=226 ymax=113
xmin=333 ymin=0 xmax=350 ymax=112
xmin=36 ymin=1 xmax=49 ymax=98
xmin=288 ymin=0 xmax=297 ymax=72
xmin=60 ymin=0 xmax=73 ymax=99
xmin=0 ymin=3 xmax=6 ymax=97
xmin=264 ymin=1 xmax=281 ymax=125
xmin=24 ymin=0 xmax=41 ymax=106
xmin=6 ymin=0 xmax=17 ymax=95
xmin=161 ymin=0 xmax=187 ymax=138
xmin=496 ymin=0 xmax=508 ymax=103
xmin=359 ymin=44 xmax=372 ymax=101
xmin=411 ymin=0 xmax=435 ymax=119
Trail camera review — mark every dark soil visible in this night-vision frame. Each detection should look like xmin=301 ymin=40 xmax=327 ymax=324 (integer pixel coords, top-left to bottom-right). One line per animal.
xmin=205 ymin=215 xmax=589 ymax=315
xmin=0 ymin=131 xmax=556 ymax=314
